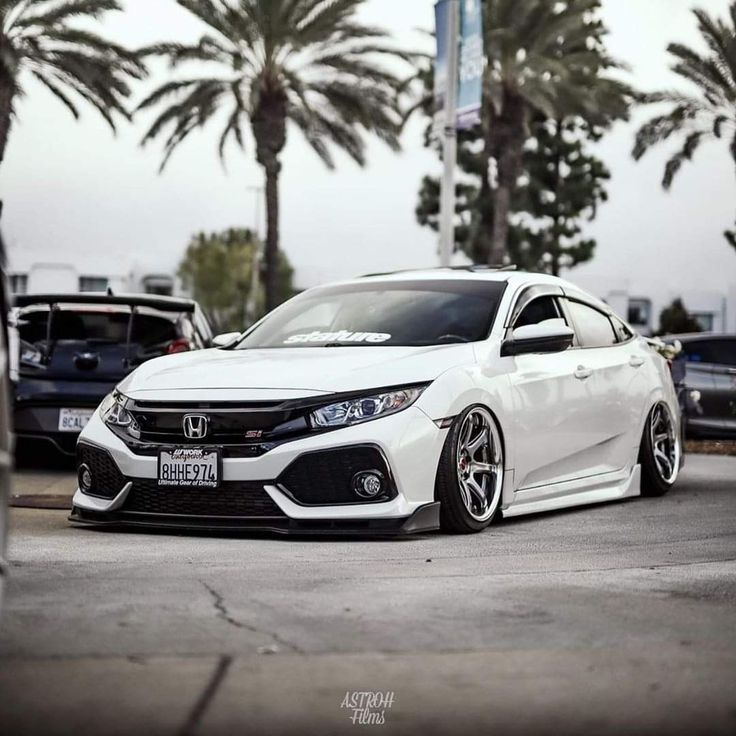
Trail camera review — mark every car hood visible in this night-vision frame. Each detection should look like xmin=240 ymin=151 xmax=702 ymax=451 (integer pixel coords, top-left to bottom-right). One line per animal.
xmin=118 ymin=344 xmax=475 ymax=401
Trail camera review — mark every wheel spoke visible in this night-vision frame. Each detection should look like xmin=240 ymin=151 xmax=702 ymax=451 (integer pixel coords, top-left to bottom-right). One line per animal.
xmin=467 ymin=427 xmax=488 ymax=456
xmin=458 ymin=481 xmax=473 ymax=511
xmin=470 ymin=461 xmax=497 ymax=475
xmin=465 ymin=476 xmax=488 ymax=509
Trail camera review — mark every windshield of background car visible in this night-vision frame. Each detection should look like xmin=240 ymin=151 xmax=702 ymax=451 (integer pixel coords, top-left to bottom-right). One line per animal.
xmin=236 ymin=279 xmax=508 ymax=348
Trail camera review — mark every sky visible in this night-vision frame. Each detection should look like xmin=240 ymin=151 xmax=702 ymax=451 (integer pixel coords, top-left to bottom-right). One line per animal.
xmin=1 ymin=0 xmax=735 ymax=309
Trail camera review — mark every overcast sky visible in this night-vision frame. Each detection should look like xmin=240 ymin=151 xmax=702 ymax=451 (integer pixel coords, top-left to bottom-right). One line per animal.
xmin=1 ymin=0 xmax=734 ymax=306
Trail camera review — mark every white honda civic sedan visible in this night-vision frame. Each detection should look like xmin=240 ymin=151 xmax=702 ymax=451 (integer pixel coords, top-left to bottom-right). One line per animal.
xmin=71 ymin=269 xmax=682 ymax=535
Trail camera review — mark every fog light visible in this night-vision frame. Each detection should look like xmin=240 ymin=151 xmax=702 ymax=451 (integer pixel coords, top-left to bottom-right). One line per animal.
xmin=78 ymin=464 xmax=93 ymax=494
xmin=352 ymin=470 xmax=385 ymax=499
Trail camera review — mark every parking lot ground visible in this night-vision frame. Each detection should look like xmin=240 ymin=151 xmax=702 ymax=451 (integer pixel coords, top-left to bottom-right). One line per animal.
xmin=1 ymin=454 xmax=735 ymax=735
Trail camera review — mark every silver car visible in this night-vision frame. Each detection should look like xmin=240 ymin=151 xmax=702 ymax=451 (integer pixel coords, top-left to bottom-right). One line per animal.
xmin=673 ymin=334 xmax=736 ymax=438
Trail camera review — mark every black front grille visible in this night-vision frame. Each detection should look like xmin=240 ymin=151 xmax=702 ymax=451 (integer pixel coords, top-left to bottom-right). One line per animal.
xmin=128 ymin=404 xmax=309 ymax=446
xmin=122 ymin=480 xmax=285 ymax=517
xmin=77 ymin=443 xmax=126 ymax=499
xmin=278 ymin=446 xmax=396 ymax=506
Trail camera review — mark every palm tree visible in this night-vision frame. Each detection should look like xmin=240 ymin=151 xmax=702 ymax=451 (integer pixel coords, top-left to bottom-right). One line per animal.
xmin=483 ymin=0 xmax=632 ymax=264
xmin=633 ymin=3 xmax=736 ymax=250
xmin=0 ymin=0 xmax=146 ymax=167
xmin=138 ymin=0 xmax=412 ymax=312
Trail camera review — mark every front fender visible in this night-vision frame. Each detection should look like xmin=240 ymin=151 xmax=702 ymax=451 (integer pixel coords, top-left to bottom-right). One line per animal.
xmin=414 ymin=362 xmax=515 ymax=468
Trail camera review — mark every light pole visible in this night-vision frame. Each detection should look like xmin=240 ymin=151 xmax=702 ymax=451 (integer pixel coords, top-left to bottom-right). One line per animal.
xmin=438 ymin=0 xmax=460 ymax=268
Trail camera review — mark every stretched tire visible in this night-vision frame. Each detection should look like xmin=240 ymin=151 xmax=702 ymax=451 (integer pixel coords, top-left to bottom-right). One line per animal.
xmin=639 ymin=401 xmax=681 ymax=497
xmin=435 ymin=405 xmax=504 ymax=534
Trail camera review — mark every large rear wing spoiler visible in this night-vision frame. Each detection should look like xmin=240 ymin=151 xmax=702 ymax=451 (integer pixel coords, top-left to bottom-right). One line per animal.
xmin=11 ymin=292 xmax=196 ymax=368
xmin=12 ymin=293 xmax=195 ymax=313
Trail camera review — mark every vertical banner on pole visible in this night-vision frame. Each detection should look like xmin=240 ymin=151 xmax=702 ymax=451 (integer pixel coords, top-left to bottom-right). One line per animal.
xmin=433 ymin=0 xmax=451 ymax=138
xmin=457 ymin=0 xmax=484 ymax=129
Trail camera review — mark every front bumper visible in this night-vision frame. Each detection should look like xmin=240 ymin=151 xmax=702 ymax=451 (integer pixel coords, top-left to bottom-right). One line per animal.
xmin=68 ymin=501 xmax=440 ymax=536
xmin=70 ymin=405 xmax=446 ymax=535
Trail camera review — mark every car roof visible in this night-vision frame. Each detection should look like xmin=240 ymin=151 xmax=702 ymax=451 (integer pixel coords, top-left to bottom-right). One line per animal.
xmin=13 ymin=292 xmax=196 ymax=313
xmin=317 ymin=268 xmax=610 ymax=310
xmin=668 ymin=332 xmax=736 ymax=342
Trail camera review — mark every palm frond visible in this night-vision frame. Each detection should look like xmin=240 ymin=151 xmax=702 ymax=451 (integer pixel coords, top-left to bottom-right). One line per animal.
xmin=1 ymin=0 xmax=144 ymax=139
xmin=29 ymin=69 xmax=79 ymax=118
xmin=10 ymin=0 xmax=120 ymax=30
xmin=633 ymin=102 xmax=700 ymax=160
xmin=662 ymin=130 xmax=705 ymax=189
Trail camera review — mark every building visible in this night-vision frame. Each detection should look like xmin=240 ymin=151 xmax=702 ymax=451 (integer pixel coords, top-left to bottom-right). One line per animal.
xmin=7 ymin=252 xmax=179 ymax=298
xmin=571 ymin=275 xmax=736 ymax=336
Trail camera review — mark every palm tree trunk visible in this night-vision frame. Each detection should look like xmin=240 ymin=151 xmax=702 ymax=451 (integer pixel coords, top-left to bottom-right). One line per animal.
xmin=252 ymin=90 xmax=288 ymax=314
xmin=0 ymin=78 xmax=14 ymax=167
xmin=488 ymin=91 xmax=526 ymax=266
xmin=263 ymin=161 xmax=280 ymax=312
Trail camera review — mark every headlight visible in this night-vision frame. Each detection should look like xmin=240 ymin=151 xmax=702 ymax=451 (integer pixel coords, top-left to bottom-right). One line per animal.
xmin=100 ymin=391 xmax=133 ymax=427
xmin=310 ymin=386 xmax=427 ymax=428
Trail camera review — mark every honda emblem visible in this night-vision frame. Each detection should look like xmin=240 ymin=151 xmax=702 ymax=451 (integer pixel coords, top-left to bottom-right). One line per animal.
xmin=183 ymin=414 xmax=209 ymax=440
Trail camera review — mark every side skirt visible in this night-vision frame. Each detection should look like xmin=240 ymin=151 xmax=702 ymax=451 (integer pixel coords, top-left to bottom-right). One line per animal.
xmin=502 ymin=464 xmax=641 ymax=519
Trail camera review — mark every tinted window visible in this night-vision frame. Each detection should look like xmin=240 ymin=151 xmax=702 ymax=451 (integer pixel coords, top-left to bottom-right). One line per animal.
xmin=611 ymin=316 xmax=635 ymax=343
xmin=514 ymin=296 xmax=561 ymax=328
xmin=682 ymin=339 xmax=736 ymax=367
xmin=18 ymin=309 xmax=178 ymax=349
xmin=79 ymin=277 xmax=109 ymax=292
xmin=237 ymin=280 xmax=507 ymax=348
xmin=566 ymin=300 xmax=617 ymax=348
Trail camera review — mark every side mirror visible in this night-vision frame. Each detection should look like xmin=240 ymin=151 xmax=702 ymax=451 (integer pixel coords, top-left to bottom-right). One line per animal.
xmin=501 ymin=319 xmax=575 ymax=357
xmin=211 ymin=332 xmax=241 ymax=348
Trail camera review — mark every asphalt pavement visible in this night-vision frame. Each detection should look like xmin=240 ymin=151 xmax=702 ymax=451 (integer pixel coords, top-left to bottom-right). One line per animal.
xmin=0 ymin=454 xmax=735 ymax=735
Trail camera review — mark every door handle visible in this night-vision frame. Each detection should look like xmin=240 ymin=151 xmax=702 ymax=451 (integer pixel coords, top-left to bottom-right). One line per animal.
xmin=629 ymin=356 xmax=645 ymax=368
xmin=574 ymin=366 xmax=592 ymax=380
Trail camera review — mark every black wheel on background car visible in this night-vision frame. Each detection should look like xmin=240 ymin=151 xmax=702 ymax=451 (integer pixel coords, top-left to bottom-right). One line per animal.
xmin=435 ymin=405 xmax=504 ymax=534
xmin=639 ymin=401 xmax=681 ymax=497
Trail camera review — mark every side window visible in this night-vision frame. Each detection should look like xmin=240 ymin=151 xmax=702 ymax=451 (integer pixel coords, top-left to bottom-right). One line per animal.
xmin=514 ymin=296 xmax=561 ymax=328
xmin=684 ymin=339 xmax=736 ymax=367
xmin=566 ymin=300 xmax=617 ymax=348
xmin=610 ymin=315 xmax=635 ymax=343
xmin=193 ymin=309 xmax=214 ymax=346
xmin=681 ymin=340 xmax=714 ymax=364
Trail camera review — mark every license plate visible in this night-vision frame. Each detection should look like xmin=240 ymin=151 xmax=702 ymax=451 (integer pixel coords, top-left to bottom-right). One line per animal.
xmin=58 ymin=408 xmax=94 ymax=432
xmin=157 ymin=448 xmax=221 ymax=488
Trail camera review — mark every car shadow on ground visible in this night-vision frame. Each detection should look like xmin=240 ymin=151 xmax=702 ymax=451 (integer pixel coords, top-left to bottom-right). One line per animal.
xmin=14 ymin=440 xmax=76 ymax=472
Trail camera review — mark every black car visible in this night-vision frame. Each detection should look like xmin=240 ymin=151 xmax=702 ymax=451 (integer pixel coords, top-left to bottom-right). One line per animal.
xmin=11 ymin=293 xmax=213 ymax=456
xmin=670 ymin=333 xmax=736 ymax=439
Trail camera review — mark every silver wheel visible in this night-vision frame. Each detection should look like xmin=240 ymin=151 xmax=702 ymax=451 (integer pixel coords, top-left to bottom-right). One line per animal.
xmin=455 ymin=407 xmax=504 ymax=522
xmin=649 ymin=402 xmax=680 ymax=485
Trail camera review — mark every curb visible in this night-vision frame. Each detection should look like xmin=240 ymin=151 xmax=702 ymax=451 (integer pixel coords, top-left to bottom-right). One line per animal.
xmin=10 ymin=494 xmax=72 ymax=510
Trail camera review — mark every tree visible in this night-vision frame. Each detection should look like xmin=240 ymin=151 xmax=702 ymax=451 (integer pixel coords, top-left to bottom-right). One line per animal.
xmin=633 ymin=3 xmax=736 ymax=252
xmin=510 ymin=117 xmax=610 ymax=275
xmin=138 ymin=0 xmax=413 ymax=313
xmin=482 ymin=0 xmax=632 ymax=264
xmin=178 ymin=227 xmax=294 ymax=332
xmin=658 ymin=298 xmax=702 ymax=336
xmin=416 ymin=116 xmax=610 ymax=273
xmin=0 ymin=0 xmax=145 ymax=167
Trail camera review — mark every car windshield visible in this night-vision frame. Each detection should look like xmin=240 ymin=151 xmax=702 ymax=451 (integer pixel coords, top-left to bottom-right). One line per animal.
xmin=235 ymin=279 xmax=507 ymax=349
